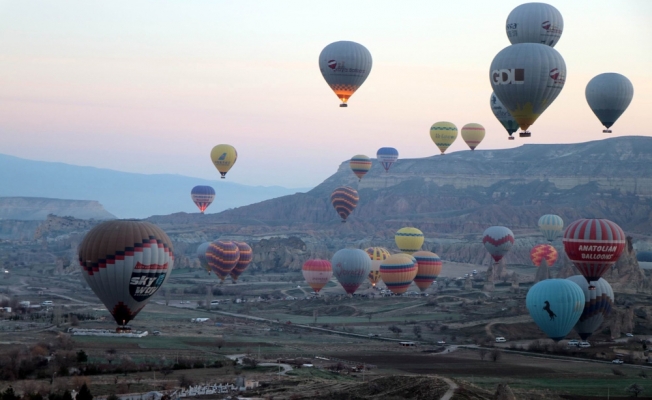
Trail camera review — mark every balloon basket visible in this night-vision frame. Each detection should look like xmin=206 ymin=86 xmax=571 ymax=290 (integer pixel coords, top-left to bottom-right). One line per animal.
xmin=116 ymin=326 xmax=132 ymax=334
xmin=508 ymin=137 xmax=515 ymax=141
xmin=339 ymin=104 xmax=348 ymax=108
xmin=519 ymin=131 xmax=531 ymax=138
xmin=603 ymin=129 xmax=612 ymax=133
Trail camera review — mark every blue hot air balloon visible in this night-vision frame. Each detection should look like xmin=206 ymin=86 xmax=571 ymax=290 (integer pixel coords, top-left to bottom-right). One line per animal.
xmin=566 ymin=275 xmax=614 ymax=340
xmin=331 ymin=249 xmax=371 ymax=295
xmin=526 ymin=279 xmax=584 ymax=341
xmin=376 ymin=147 xmax=399 ymax=173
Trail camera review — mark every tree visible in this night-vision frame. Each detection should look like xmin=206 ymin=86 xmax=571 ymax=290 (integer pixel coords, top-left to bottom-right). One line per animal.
xmin=2 ymin=387 xmax=19 ymax=400
xmin=413 ymin=325 xmax=422 ymax=339
xmin=106 ymin=395 xmax=120 ymax=400
xmin=62 ymin=390 xmax=73 ymax=400
xmin=216 ymin=337 xmax=225 ymax=351
xmin=313 ymin=309 xmax=319 ymax=324
xmin=388 ymin=325 xmax=403 ymax=338
xmin=76 ymin=384 xmax=93 ymax=400
xmin=626 ymin=383 xmax=644 ymax=397
xmin=76 ymin=350 xmax=88 ymax=363
xmin=490 ymin=349 xmax=502 ymax=362
xmin=479 ymin=348 xmax=488 ymax=361
xmin=367 ymin=313 xmax=373 ymax=323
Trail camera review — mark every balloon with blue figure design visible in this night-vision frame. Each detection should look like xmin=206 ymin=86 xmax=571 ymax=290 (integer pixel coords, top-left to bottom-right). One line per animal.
xmin=526 ymin=279 xmax=584 ymax=341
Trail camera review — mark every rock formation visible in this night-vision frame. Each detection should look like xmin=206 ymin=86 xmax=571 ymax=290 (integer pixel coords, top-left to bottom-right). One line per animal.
xmin=603 ymin=236 xmax=652 ymax=294
xmin=534 ymin=259 xmax=549 ymax=283
xmin=493 ymin=383 xmax=516 ymax=400
xmin=0 ymin=197 xmax=115 ymax=221
xmin=250 ymin=237 xmax=311 ymax=272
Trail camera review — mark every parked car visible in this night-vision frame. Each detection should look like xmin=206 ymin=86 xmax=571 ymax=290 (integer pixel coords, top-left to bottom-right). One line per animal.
xmin=612 ymin=359 xmax=624 ymax=364
xmin=567 ymin=340 xmax=579 ymax=347
xmin=578 ymin=341 xmax=591 ymax=348
xmin=41 ymin=301 xmax=54 ymax=306
xmin=625 ymin=333 xmax=634 ymax=337
xmin=437 ymin=340 xmax=446 ymax=344
xmin=495 ymin=337 xmax=507 ymax=343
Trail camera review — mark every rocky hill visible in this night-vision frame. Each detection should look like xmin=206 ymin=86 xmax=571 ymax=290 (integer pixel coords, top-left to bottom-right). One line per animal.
xmin=0 ymin=197 xmax=115 ymax=221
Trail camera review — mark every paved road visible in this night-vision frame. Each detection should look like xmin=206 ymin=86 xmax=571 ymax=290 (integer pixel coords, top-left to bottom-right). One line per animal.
xmin=226 ymin=353 xmax=293 ymax=375
xmin=439 ymin=377 xmax=458 ymax=400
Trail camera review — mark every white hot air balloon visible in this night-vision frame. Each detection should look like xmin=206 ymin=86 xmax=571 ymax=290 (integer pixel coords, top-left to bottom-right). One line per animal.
xmin=585 ymin=73 xmax=634 ymax=133
xmin=490 ymin=43 xmax=566 ymax=137
xmin=319 ymin=41 xmax=373 ymax=107
xmin=506 ymin=3 xmax=564 ymax=47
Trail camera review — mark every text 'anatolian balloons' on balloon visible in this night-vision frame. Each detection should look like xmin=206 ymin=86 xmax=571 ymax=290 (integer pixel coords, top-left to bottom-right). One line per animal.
xmin=566 ymin=275 xmax=614 ymax=340
xmin=490 ymin=43 xmax=566 ymax=136
xmin=350 ymin=155 xmax=372 ymax=181
xmin=490 ymin=92 xmax=519 ymax=140
xmin=430 ymin=122 xmax=458 ymax=155
xmin=365 ymin=247 xmax=390 ymax=287
xmin=319 ymin=41 xmax=373 ymax=107
xmin=538 ymin=214 xmax=564 ymax=242
xmin=585 ymin=73 xmax=634 ymax=133
xmin=78 ymin=220 xmax=175 ymax=327
xmin=461 ymin=123 xmax=485 ymax=151
xmin=210 ymin=144 xmax=237 ymax=179
xmin=395 ymin=227 xmax=424 ymax=255
xmin=191 ymin=186 xmax=215 ymax=213
xmin=506 ymin=3 xmax=564 ymax=47
xmin=530 ymin=244 xmax=558 ymax=267
xmin=302 ymin=259 xmax=333 ymax=293
xmin=196 ymin=242 xmax=211 ymax=274
xmin=412 ymin=251 xmax=443 ymax=292
xmin=376 ymin=147 xmax=399 ymax=173
xmin=206 ymin=240 xmax=240 ymax=282
xmin=482 ymin=226 xmax=515 ymax=263
xmin=380 ymin=253 xmax=417 ymax=295
xmin=230 ymin=242 xmax=252 ymax=282
xmin=526 ymin=279 xmax=584 ymax=342
xmin=332 ymin=249 xmax=371 ymax=295
xmin=563 ymin=219 xmax=626 ymax=288
xmin=330 ymin=186 xmax=359 ymax=222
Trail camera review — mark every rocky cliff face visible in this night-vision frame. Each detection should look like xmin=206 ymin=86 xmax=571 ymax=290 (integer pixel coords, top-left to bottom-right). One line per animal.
xmin=0 ymin=197 xmax=115 ymax=221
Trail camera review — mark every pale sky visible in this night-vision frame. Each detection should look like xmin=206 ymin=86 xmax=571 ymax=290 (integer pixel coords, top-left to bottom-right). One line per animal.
xmin=0 ymin=1 xmax=650 ymax=188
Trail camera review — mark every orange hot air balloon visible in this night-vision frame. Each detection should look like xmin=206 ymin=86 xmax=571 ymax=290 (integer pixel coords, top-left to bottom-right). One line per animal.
xmin=380 ymin=253 xmax=417 ymax=295
xmin=365 ymin=247 xmax=390 ymax=287
xmin=412 ymin=251 xmax=442 ymax=291
xmin=530 ymin=244 xmax=558 ymax=267
xmin=302 ymin=259 xmax=332 ymax=293
xmin=230 ymin=241 xmax=252 ymax=282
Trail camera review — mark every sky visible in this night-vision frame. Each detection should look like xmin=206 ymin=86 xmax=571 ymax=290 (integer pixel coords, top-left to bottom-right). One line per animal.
xmin=0 ymin=1 xmax=650 ymax=188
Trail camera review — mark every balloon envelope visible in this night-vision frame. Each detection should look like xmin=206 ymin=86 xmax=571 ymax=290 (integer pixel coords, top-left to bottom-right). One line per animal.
xmin=585 ymin=73 xmax=634 ymax=130
xmin=490 ymin=92 xmax=519 ymax=139
xmin=376 ymin=147 xmax=399 ymax=172
xmin=566 ymin=275 xmax=614 ymax=340
xmin=197 ymin=242 xmax=211 ymax=273
xmin=365 ymin=247 xmax=391 ymax=287
xmin=429 ymin=122 xmax=458 ymax=155
xmin=302 ymin=259 xmax=333 ymax=293
xmin=526 ymin=279 xmax=584 ymax=341
xmin=191 ymin=186 xmax=215 ymax=213
xmin=350 ymin=154 xmax=372 ymax=181
xmin=319 ymin=41 xmax=372 ymax=106
xmin=78 ymin=220 xmax=174 ymax=326
xmin=380 ymin=253 xmax=417 ymax=294
xmin=395 ymin=227 xmax=424 ymax=255
xmin=506 ymin=3 xmax=564 ymax=47
xmin=482 ymin=226 xmax=515 ymax=262
xmin=538 ymin=214 xmax=564 ymax=242
xmin=461 ymin=123 xmax=485 ymax=151
xmin=412 ymin=251 xmax=442 ymax=291
xmin=530 ymin=244 xmax=558 ymax=267
xmin=206 ymin=240 xmax=240 ymax=282
xmin=332 ymin=249 xmax=371 ymax=295
xmin=330 ymin=186 xmax=359 ymax=222
xmin=230 ymin=241 xmax=252 ymax=282
xmin=210 ymin=144 xmax=237 ymax=178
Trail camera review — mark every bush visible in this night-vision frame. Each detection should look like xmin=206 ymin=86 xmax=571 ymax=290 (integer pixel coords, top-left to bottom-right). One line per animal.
xmin=613 ymin=368 xmax=625 ymax=376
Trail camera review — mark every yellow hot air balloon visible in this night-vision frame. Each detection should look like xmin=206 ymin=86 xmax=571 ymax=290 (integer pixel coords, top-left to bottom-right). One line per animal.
xmin=461 ymin=123 xmax=485 ymax=151
xmin=429 ymin=121 xmax=458 ymax=155
xmin=395 ymin=227 xmax=424 ymax=255
xmin=365 ymin=247 xmax=390 ymax=287
xmin=380 ymin=253 xmax=418 ymax=295
xmin=210 ymin=144 xmax=238 ymax=179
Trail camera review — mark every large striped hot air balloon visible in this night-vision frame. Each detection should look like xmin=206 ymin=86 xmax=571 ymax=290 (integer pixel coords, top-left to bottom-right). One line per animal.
xmin=566 ymin=275 xmax=614 ymax=340
xmin=526 ymin=279 xmax=584 ymax=342
xmin=319 ymin=41 xmax=372 ymax=107
xmin=430 ymin=122 xmax=458 ymax=155
xmin=206 ymin=240 xmax=240 ymax=282
xmin=196 ymin=242 xmax=211 ymax=274
xmin=585 ymin=73 xmax=634 ymax=133
xmin=350 ymin=155 xmax=372 ymax=181
xmin=230 ymin=242 xmax=252 ymax=282
xmin=302 ymin=259 xmax=332 ymax=293
xmin=412 ymin=251 xmax=442 ymax=291
xmin=460 ymin=123 xmax=485 ymax=151
xmin=482 ymin=226 xmax=514 ymax=263
xmin=190 ymin=186 xmax=216 ymax=213
xmin=506 ymin=3 xmax=564 ymax=47
xmin=538 ymin=214 xmax=563 ymax=242
xmin=210 ymin=144 xmax=237 ymax=179
xmin=380 ymin=253 xmax=417 ymax=295
xmin=395 ymin=227 xmax=424 ymax=255
xmin=78 ymin=220 xmax=174 ymax=327
xmin=563 ymin=219 xmax=626 ymax=288
xmin=330 ymin=186 xmax=359 ymax=222
xmin=530 ymin=244 xmax=558 ymax=267
xmin=365 ymin=247 xmax=390 ymax=287
xmin=332 ymin=249 xmax=371 ymax=295
xmin=376 ymin=147 xmax=398 ymax=173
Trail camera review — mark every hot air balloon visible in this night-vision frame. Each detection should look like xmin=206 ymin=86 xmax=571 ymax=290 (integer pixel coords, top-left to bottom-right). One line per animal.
xmin=490 ymin=43 xmax=566 ymax=137
xmin=585 ymin=73 xmax=634 ymax=133
xmin=78 ymin=220 xmax=174 ymax=328
xmin=197 ymin=242 xmax=211 ymax=274
xmin=230 ymin=242 xmax=252 ymax=282
xmin=302 ymin=259 xmax=333 ymax=293
xmin=429 ymin=122 xmax=458 ymax=155
xmin=206 ymin=240 xmax=240 ymax=282
xmin=563 ymin=219 xmax=626 ymax=289
xmin=538 ymin=214 xmax=563 ymax=242
xmin=637 ymin=251 xmax=652 ymax=270
xmin=482 ymin=226 xmax=515 ymax=263
xmin=530 ymin=244 xmax=558 ymax=267
xmin=332 ymin=249 xmax=371 ymax=295
xmin=566 ymin=275 xmax=614 ymax=340
xmin=506 ymin=3 xmax=564 ymax=47
xmin=319 ymin=41 xmax=372 ymax=107
xmin=350 ymin=155 xmax=372 ymax=181
xmin=376 ymin=147 xmax=398 ymax=173
xmin=190 ymin=186 xmax=216 ymax=213
xmin=526 ymin=279 xmax=584 ymax=341
xmin=395 ymin=227 xmax=424 ymax=255
xmin=460 ymin=123 xmax=485 ymax=151
xmin=330 ymin=186 xmax=359 ymax=222
xmin=490 ymin=92 xmax=519 ymax=140
xmin=380 ymin=253 xmax=417 ymax=295
xmin=365 ymin=247 xmax=391 ymax=287
xmin=210 ymin=144 xmax=237 ymax=179
xmin=412 ymin=251 xmax=442 ymax=291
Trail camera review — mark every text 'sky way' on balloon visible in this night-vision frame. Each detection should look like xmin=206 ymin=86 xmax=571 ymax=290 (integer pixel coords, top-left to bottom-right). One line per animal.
xmin=191 ymin=185 xmax=215 ymax=213
xmin=332 ymin=249 xmax=371 ymax=295
xmin=230 ymin=241 xmax=252 ymax=282
xmin=461 ymin=123 xmax=485 ymax=151
xmin=302 ymin=259 xmax=333 ymax=293
xmin=395 ymin=227 xmax=424 ymax=255
xmin=319 ymin=41 xmax=372 ymax=107
xmin=530 ymin=244 xmax=558 ymax=267
xmin=538 ymin=214 xmax=563 ymax=242
xmin=563 ymin=218 xmax=626 ymax=288
xmin=376 ymin=147 xmax=398 ymax=173
xmin=365 ymin=247 xmax=391 ymax=287
xmin=196 ymin=242 xmax=211 ymax=274
xmin=430 ymin=122 xmax=458 ymax=155
xmin=566 ymin=275 xmax=614 ymax=340
xmin=380 ymin=253 xmax=417 ymax=295
xmin=526 ymin=279 xmax=584 ymax=342
xmin=490 ymin=92 xmax=519 ymax=140
xmin=78 ymin=220 xmax=174 ymax=327
xmin=506 ymin=3 xmax=563 ymax=47
xmin=412 ymin=251 xmax=442 ymax=292
xmin=585 ymin=73 xmax=634 ymax=133
xmin=206 ymin=240 xmax=240 ymax=282
xmin=350 ymin=154 xmax=372 ymax=181
xmin=490 ymin=43 xmax=566 ymax=136
xmin=210 ymin=144 xmax=237 ymax=179
xmin=482 ymin=226 xmax=515 ymax=263
xmin=330 ymin=186 xmax=359 ymax=222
